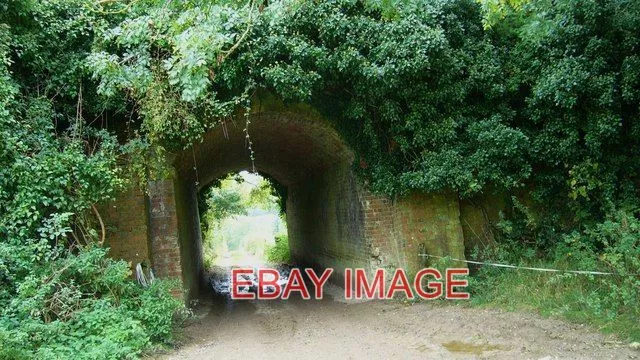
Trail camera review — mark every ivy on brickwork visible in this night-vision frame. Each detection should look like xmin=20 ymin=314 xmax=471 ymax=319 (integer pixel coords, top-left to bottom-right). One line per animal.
xmin=90 ymin=0 xmax=640 ymax=226
xmin=90 ymin=0 xmax=640 ymax=339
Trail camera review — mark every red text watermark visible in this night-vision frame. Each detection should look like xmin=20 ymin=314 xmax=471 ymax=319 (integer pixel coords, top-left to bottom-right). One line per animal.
xmin=230 ymin=268 xmax=469 ymax=300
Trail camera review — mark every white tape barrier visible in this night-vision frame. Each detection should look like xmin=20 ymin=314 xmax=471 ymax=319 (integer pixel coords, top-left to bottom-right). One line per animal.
xmin=418 ymin=253 xmax=640 ymax=276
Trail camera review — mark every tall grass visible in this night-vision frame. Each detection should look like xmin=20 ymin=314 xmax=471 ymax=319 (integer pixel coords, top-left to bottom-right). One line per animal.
xmin=469 ymin=260 xmax=640 ymax=341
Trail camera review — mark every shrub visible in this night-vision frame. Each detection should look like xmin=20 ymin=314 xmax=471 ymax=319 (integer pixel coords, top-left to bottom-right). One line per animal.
xmin=0 ymin=247 xmax=183 ymax=359
xmin=266 ymin=234 xmax=291 ymax=264
xmin=560 ymin=211 xmax=640 ymax=316
xmin=470 ymin=210 xmax=640 ymax=341
xmin=0 ymin=6 xmax=185 ymax=355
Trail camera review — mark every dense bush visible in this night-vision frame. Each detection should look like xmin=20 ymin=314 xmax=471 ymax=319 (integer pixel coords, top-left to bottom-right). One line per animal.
xmin=266 ymin=234 xmax=291 ymax=264
xmin=90 ymin=0 xmax=640 ymax=226
xmin=561 ymin=211 xmax=640 ymax=315
xmin=0 ymin=94 xmax=183 ymax=358
xmin=0 ymin=1 xmax=183 ymax=358
xmin=470 ymin=210 xmax=640 ymax=340
xmin=0 ymin=248 xmax=182 ymax=359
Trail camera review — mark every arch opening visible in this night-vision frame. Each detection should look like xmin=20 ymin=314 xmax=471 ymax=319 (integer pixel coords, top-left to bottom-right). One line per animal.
xmin=170 ymin=101 xmax=369 ymax=299
xmin=198 ymin=171 xmax=288 ymax=269
xmin=198 ymin=171 xmax=291 ymax=303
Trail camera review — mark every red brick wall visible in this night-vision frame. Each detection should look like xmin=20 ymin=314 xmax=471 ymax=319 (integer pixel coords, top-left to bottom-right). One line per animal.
xmin=286 ymin=164 xmax=367 ymax=280
xmin=103 ymin=180 xmax=188 ymax=299
xmin=362 ymin=193 xmax=405 ymax=270
xmin=103 ymin=178 xmax=466 ymax=300
xmin=394 ymin=193 xmax=467 ymax=272
xmin=147 ymin=180 xmax=183 ymax=280
xmin=100 ymin=187 xmax=151 ymax=267
xmin=362 ymin=191 xmax=467 ymax=274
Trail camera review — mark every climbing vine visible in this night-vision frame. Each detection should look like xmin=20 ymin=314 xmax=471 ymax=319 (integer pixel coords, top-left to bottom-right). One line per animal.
xmin=90 ymin=0 xmax=640 ymax=217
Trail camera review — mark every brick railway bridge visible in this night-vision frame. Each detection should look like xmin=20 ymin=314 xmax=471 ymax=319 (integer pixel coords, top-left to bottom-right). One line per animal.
xmin=101 ymin=94 xmax=499 ymax=300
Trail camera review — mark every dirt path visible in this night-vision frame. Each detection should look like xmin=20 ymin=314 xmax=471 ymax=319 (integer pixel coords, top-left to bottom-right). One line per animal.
xmin=153 ymin=290 xmax=637 ymax=360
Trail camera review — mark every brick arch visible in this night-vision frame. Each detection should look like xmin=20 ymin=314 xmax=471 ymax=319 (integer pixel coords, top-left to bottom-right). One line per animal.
xmin=160 ymin=95 xmax=376 ymax=298
xmin=104 ymin=94 xmax=470 ymax=301
xmin=174 ymin=101 xmax=354 ymax=188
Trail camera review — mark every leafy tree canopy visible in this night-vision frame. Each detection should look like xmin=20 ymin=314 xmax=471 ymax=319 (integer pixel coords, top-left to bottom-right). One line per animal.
xmin=90 ymin=0 xmax=640 ymax=231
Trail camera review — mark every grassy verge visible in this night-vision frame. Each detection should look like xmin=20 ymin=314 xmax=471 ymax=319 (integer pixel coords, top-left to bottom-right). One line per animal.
xmin=468 ymin=264 xmax=640 ymax=342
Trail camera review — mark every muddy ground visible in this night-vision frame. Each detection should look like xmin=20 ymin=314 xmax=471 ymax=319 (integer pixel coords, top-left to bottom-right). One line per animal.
xmin=151 ymin=284 xmax=637 ymax=360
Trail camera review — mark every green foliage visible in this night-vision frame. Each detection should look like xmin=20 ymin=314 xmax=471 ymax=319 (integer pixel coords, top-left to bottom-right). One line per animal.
xmin=87 ymin=0 xmax=256 ymax=148
xmin=198 ymin=173 xmax=277 ymax=243
xmin=266 ymin=234 xmax=291 ymax=264
xmin=500 ymin=0 xmax=640 ymax=228
xmin=0 ymin=1 xmax=184 ymax=358
xmin=91 ymin=0 xmax=640 ymax=223
xmin=476 ymin=0 xmax=530 ymax=28
xmin=198 ymin=172 xmax=285 ymax=268
xmin=560 ymin=211 xmax=640 ymax=315
xmin=0 ymin=248 xmax=182 ymax=359
xmin=203 ymin=181 xmax=247 ymax=222
xmin=199 ymin=173 xmax=282 ymax=221
xmin=471 ymin=210 xmax=640 ymax=341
